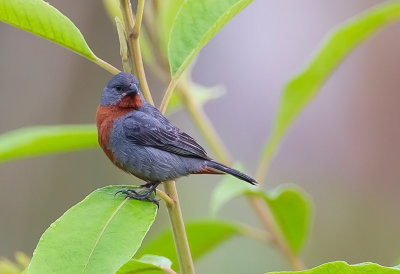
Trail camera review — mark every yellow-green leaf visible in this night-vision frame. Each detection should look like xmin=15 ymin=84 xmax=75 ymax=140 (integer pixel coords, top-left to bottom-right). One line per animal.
xmin=168 ymin=0 xmax=253 ymax=78
xmin=0 ymin=0 xmax=119 ymax=74
xmin=0 ymin=125 xmax=98 ymax=163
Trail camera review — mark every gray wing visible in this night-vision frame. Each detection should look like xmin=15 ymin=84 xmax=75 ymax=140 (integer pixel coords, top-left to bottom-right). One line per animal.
xmin=123 ymin=111 xmax=210 ymax=160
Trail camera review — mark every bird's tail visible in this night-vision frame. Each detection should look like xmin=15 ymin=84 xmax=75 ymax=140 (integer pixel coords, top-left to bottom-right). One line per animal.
xmin=205 ymin=160 xmax=258 ymax=185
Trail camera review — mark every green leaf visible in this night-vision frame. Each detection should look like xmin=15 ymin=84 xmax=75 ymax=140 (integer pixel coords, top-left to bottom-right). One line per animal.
xmin=28 ymin=185 xmax=158 ymax=274
xmin=117 ymin=255 xmax=173 ymax=274
xmin=210 ymin=174 xmax=312 ymax=253
xmin=0 ymin=125 xmax=98 ymax=163
xmin=267 ymin=261 xmax=400 ymax=274
xmin=137 ymin=220 xmax=245 ymax=272
xmin=260 ymin=1 xmax=400 ymax=176
xmin=158 ymin=0 xmax=184 ymax=53
xmin=166 ymin=83 xmax=226 ymax=115
xmin=168 ymin=0 xmax=253 ymax=78
xmin=260 ymin=186 xmax=312 ymax=253
xmin=0 ymin=0 xmax=118 ymax=74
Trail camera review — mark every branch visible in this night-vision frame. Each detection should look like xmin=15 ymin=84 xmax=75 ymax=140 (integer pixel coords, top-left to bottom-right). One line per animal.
xmin=119 ymin=0 xmax=154 ymax=104
xmin=159 ymin=76 xmax=178 ymax=114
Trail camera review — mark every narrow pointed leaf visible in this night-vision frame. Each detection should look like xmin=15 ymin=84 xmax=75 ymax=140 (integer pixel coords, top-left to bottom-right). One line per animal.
xmin=211 ymin=174 xmax=312 ymax=253
xmin=137 ymin=220 xmax=247 ymax=272
xmin=267 ymin=261 xmax=400 ymax=274
xmin=260 ymin=1 xmax=400 ymax=176
xmin=0 ymin=0 xmax=118 ymax=74
xmin=0 ymin=125 xmax=98 ymax=163
xmin=28 ymin=185 xmax=158 ymax=274
xmin=168 ymin=0 xmax=253 ymax=78
xmin=117 ymin=255 xmax=174 ymax=274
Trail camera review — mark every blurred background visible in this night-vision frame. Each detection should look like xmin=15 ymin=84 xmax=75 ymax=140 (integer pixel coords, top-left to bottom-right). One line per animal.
xmin=1 ymin=0 xmax=400 ymax=273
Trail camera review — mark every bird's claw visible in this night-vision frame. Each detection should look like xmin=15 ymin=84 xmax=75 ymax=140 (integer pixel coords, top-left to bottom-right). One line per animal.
xmin=115 ymin=188 xmax=159 ymax=208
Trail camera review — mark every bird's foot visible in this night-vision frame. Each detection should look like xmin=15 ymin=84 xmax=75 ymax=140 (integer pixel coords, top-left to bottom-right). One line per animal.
xmin=116 ymin=182 xmax=161 ymax=208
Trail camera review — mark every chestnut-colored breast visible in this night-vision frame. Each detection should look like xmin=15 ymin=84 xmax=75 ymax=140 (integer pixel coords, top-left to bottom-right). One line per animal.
xmin=96 ymin=94 xmax=142 ymax=164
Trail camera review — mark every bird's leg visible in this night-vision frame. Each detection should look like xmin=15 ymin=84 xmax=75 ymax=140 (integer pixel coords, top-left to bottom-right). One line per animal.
xmin=139 ymin=181 xmax=161 ymax=196
xmin=116 ymin=181 xmax=161 ymax=207
xmin=140 ymin=181 xmax=154 ymax=188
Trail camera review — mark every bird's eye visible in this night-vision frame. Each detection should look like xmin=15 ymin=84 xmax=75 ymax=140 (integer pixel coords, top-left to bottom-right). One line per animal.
xmin=115 ymin=85 xmax=122 ymax=92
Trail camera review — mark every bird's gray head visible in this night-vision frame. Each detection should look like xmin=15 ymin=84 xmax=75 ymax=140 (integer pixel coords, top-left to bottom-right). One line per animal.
xmin=100 ymin=72 xmax=142 ymax=106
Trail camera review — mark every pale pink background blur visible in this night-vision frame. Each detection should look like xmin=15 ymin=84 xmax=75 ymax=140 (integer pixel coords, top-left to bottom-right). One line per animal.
xmin=1 ymin=1 xmax=400 ymax=273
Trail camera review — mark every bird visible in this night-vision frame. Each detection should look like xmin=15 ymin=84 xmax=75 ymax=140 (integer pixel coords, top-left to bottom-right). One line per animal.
xmin=96 ymin=72 xmax=257 ymax=206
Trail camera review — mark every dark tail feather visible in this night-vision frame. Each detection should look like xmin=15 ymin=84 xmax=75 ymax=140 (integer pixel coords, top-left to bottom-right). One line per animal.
xmin=206 ymin=160 xmax=258 ymax=185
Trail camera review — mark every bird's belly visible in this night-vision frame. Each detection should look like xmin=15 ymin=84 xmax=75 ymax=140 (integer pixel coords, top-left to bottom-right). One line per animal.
xmin=111 ymin=142 xmax=202 ymax=182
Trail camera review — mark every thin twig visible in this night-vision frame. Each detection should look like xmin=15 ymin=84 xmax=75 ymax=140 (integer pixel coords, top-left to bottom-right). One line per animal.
xmin=160 ymin=76 xmax=178 ymax=114
xmin=156 ymin=189 xmax=174 ymax=207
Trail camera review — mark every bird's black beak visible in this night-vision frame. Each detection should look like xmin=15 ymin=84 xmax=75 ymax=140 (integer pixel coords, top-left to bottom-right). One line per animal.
xmin=123 ymin=83 xmax=139 ymax=97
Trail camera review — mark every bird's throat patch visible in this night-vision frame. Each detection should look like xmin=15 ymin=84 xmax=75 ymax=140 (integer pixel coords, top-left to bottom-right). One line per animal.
xmin=117 ymin=94 xmax=142 ymax=109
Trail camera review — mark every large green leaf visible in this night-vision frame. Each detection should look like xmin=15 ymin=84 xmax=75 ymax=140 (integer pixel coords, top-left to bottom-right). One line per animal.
xmin=258 ymin=1 xmax=400 ymax=181
xmin=168 ymin=0 xmax=253 ymax=78
xmin=0 ymin=125 xmax=98 ymax=163
xmin=0 ymin=0 xmax=118 ymax=74
xmin=267 ymin=261 xmax=400 ymax=274
xmin=158 ymin=0 xmax=184 ymax=53
xmin=117 ymin=255 xmax=174 ymax=274
xmin=137 ymin=220 xmax=246 ymax=272
xmin=210 ymin=175 xmax=312 ymax=253
xmin=28 ymin=185 xmax=158 ymax=274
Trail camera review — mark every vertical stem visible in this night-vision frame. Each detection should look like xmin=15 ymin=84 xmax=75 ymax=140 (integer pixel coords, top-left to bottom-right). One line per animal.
xmin=118 ymin=1 xmax=194 ymax=272
xmin=163 ymin=181 xmax=195 ymax=274
xmin=119 ymin=0 xmax=154 ymax=104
